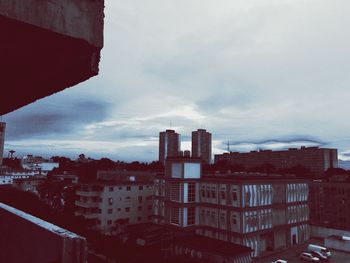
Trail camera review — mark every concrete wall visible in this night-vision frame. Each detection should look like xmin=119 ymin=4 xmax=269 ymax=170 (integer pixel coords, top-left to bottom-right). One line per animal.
xmin=310 ymin=225 xmax=350 ymax=239
xmin=325 ymin=237 xmax=350 ymax=252
xmin=0 ymin=0 xmax=104 ymax=47
xmin=0 ymin=203 xmax=87 ymax=263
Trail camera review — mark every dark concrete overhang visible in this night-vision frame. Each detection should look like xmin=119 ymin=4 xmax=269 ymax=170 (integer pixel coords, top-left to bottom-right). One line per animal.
xmin=0 ymin=0 xmax=104 ymax=115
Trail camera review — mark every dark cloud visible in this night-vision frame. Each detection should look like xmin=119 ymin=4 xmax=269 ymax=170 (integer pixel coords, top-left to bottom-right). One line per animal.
xmin=3 ymin=99 xmax=110 ymax=140
xmin=216 ymin=137 xmax=325 ymax=152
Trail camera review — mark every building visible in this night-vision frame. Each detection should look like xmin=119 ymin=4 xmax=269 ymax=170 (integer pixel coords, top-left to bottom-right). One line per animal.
xmin=0 ymin=122 xmax=5 ymax=166
xmin=192 ymin=129 xmax=212 ymax=164
xmin=12 ymin=175 xmax=46 ymax=195
xmin=153 ymin=157 xmax=310 ymax=257
xmin=126 ymin=223 xmax=253 ymax=263
xmin=215 ymin=147 xmax=338 ymax=177
xmin=159 ymin=129 xmax=181 ymax=165
xmin=309 ymin=180 xmax=350 ymax=230
xmin=0 ymin=170 xmax=39 ymax=185
xmin=75 ymin=170 xmax=155 ymax=234
xmin=21 ymin=155 xmax=59 ymax=173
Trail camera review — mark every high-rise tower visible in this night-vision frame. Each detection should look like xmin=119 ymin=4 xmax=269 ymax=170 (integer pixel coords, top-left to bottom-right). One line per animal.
xmin=159 ymin=129 xmax=180 ymax=165
xmin=0 ymin=122 xmax=6 ymax=166
xmin=192 ymin=129 xmax=212 ymax=164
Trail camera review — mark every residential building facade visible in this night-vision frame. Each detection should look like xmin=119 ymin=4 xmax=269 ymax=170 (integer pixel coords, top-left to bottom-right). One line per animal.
xmin=192 ymin=129 xmax=212 ymax=164
xmin=215 ymin=146 xmax=338 ymax=177
xmin=159 ymin=129 xmax=181 ymax=165
xmin=153 ymin=157 xmax=310 ymax=257
xmin=309 ymin=180 xmax=350 ymax=230
xmin=75 ymin=171 xmax=154 ymax=234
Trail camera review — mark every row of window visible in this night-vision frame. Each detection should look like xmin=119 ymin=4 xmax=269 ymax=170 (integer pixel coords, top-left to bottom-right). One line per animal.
xmin=108 ymin=185 xmax=152 ymax=192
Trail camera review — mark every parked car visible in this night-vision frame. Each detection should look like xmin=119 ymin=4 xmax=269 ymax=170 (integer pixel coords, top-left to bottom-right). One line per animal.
xmin=310 ymin=251 xmax=329 ymax=261
xmin=300 ymin=252 xmax=320 ymax=262
xmin=308 ymin=244 xmax=332 ymax=258
xmin=271 ymin=260 xmax=287 ymax=263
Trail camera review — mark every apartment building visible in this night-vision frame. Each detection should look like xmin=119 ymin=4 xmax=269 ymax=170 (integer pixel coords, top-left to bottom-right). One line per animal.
xmin=215 ymin=146 xmax=338 ymax=177
xmin=153 ymin=157 xmax=310 ymax=257
xmin=192 ymin=129 xmax=212 ymax=164
xmin=75 ymin=171 xmax=154 ymax=234
xmin=159 ymin=129 xmax=181 ymax=165
xmin=309 ymin=180 xmax=350 ymax=230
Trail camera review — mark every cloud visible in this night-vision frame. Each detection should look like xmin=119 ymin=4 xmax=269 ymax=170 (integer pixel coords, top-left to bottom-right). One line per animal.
xmin=215 ymin=138 xmax=324 ymax=153
xmin=3 ymin=97 xmax=110 ymax=140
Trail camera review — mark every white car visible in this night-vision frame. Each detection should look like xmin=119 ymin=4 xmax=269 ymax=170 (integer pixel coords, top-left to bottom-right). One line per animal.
xmin=271 ymin=260 xmax=287 ymax=263
xmin=310 ymin=251 xmax=329 ymax=261
xmin=300 ymin=252 xmax=320 ymax=262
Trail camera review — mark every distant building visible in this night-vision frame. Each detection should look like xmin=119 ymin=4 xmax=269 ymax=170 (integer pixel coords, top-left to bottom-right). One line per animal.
xmin=309 ymin=180 xmax=350 ymax=230
xmin=192 ymin=129 xmax=212 ymax=164
xmin=52 ymin=173 xmax=78 ymax=185
xmin=126 ymin=223 xmax=253 ymax=263
xmin=75 ymin=170 xmax=155 ymax=234
xmin=22 ymin=155 xmax=59 ymax=173
xmin=13 ymin=175 xmax=46 ymax=195
xmin=159 ymin=129 xmax=181 ymax=165
xmin=153 ymin=157 xmax=310 ymax=257
xmin=215 ymin=146 xmax=338 ymax=177
xmin=0 ymin=122 xmax=6 ymax=166
xmin=0 ymin=170 xmax=39 ymax=185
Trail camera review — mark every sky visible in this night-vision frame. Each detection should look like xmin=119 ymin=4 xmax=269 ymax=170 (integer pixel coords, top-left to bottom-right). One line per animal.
xmin=3 ymin=0 xmax=350 ymax=161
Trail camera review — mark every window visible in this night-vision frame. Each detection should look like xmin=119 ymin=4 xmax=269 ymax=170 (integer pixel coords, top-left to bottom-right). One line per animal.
xmin=137 ymin=216 xmax=142 ymax=222
xmin=109 ymin=186 xmax=114 ymax=192
xmin=127 ymin=186 xmax=131 ymax=191
xmin=118 ymin=186 xmax=122 ymax=190
xmin=147 ymin=205 xmax=152 ymax=210
xmin=188 ymin=183 xmax=196 ymax=202
xmin=211 ymin=187 xmax=216 ymax=199
xmin=108 ymin=208 xmax=113 ymax=214
xmin=108 ymin=198 xmax=113 ymax=205
xmin=206 ymin=187 xmax=211 ymax=198
xmin=125 ymin=196 xmax=131 ymax=200
xmin=139 ymin=185 xmax=143 ymax=190
xmin=107 ymin=220 xmax=112 ymax=225
xmin=171 ymin=182 xmax=180 ymax=201
xmin=138 ymin=206 xmax=142 ymax=211
xmin=138 ymin=196 xmax=143 ymax=203
xmin=171 ymin=207 xmax=179 ymax=225
xmin=117 ymin=208 xmax=121 ymax=211
xmin=125 ymin=207 xmax=130 ymax=212
xmin=232 ymin=215 xmax=237 ymax=225
xmin=221 ymin=190 xmax=226 ymax=200
xmin=201 ymin=187 xmax=205 ymax=198
xmin=187 ymin=207 xmax=195 ymax=225
xmin=232 ymin=191 xmax=238 ymax=201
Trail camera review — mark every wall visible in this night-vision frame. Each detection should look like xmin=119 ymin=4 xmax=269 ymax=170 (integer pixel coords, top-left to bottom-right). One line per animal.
xmin=311 ymin=225 xmax=350 ymax=239
xmin=0 ymin=203 xmax=87 ymax=263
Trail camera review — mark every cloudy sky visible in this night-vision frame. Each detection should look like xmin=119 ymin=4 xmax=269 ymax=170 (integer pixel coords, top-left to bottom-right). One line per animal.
xmin=3 ymin=0 xmax=350 ymax=161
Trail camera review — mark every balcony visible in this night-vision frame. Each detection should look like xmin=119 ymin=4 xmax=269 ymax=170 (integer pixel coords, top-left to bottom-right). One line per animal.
xmin=75 ymin=200 xmax=100 ymax=208
xmin=0 ymin=0 xmax=104 ymax=115
xmin=0 ymin=202 xmax=87 ymax=263
xmin=76 ymin=190 xmax=101 ymax=197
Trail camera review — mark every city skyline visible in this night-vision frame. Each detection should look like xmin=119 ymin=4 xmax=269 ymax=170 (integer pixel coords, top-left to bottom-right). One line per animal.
xmin=2 ymin=1 xmax=350 ymax=161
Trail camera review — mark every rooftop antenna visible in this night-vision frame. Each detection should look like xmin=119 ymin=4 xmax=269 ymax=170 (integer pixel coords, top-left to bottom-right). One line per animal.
xmin=227 ymin=141 xmax=230 ymax=152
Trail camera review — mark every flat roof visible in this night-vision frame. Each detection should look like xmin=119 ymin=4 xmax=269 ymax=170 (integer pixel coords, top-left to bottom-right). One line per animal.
xmin=174 ymin=235 xmax=252 ymax=256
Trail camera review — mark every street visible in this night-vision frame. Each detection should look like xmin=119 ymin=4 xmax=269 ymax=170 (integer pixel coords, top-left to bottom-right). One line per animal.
xmin=254 ymin=239 xmax=350 ymax=263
